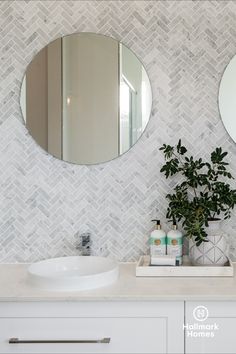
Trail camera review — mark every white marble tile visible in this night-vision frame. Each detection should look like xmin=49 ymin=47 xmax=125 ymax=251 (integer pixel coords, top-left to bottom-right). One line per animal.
xmin=0 ymin=1 xmax=236 ymax=262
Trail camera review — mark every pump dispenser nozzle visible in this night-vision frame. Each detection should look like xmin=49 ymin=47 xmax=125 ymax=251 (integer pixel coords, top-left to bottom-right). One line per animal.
xmin=173 ymin=221 xmax=177 ymax=230
xmin=151 ymin=219 xmax=161 ymax=230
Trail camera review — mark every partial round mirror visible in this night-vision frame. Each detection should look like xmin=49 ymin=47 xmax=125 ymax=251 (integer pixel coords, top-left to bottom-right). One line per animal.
xmin=20 ymin=33 xmax=152 ymax=165
xmin=219 ymin=54 xmax=236 ymax=143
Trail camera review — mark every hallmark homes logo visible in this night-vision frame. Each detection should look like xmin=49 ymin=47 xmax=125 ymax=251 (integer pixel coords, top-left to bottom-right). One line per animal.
xmin=193 ymin=306 xmax=209 ymax=322
xmin=183 ymin=305 xmax=219 ymax=338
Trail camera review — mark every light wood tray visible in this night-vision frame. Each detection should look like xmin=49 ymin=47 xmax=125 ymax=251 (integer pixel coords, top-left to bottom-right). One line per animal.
xmin=136 ymin=255 xmax=234 ymax=277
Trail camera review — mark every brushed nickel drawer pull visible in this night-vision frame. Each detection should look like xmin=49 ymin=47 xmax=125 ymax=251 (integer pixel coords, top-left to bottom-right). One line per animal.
xmin=9 ymin=337 xmax=110 ymax=344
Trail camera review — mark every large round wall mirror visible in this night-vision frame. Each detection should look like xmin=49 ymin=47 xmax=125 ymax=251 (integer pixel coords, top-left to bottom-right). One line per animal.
xmin=20 ymin=33 xmax=152 ymax=165
xmin=219 ymin=55 xmax=236 ymax=143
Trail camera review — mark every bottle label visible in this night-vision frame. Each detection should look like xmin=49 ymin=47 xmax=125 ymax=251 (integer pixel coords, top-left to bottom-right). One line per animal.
xmin=150 ymin=245 xmax=166 ymax=256
xmin=150 ymin=237 xmax=166 ymax=256
xmin=167 ymin=238 xmax=183 ymax=245
xmin=167 ymin=238 xmax=183 ymax=257
xmin=149 ymin=237 xmax=166 ymax=245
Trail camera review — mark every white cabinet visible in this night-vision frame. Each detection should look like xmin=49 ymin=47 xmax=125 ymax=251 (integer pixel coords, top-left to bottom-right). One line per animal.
xmin=0 ymin=301 xmax=184 ymax=354
xmin=2 ymin=299 xmax=236 ymax=353
xmin=186 ymin=301 xmax=236 ymax=354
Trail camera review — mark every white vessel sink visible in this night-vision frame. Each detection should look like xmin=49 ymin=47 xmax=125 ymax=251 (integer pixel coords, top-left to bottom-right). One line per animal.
xmin=28 ymin=256 xmax=119 ymax=291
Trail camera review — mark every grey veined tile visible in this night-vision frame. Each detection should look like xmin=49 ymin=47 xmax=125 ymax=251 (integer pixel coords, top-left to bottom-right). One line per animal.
xmin=0 ymin=0 xmax=236 ymax=262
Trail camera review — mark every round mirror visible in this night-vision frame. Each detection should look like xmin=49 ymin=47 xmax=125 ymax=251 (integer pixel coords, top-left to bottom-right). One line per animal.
xmin=20 ymin=33 xmax=152 ymax=165
xmin=219 ymin=55 xmax=236 ymax=143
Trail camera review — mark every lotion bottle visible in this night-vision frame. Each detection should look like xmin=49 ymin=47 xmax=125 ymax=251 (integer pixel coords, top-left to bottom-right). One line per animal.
xmin=167 ymin=222 xmax=183 ymax=265
xmin=149 ymin=220 xmax=166 ymax=256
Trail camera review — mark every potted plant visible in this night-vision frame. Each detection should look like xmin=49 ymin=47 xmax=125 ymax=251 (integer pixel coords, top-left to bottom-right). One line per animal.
xmin=160 ymin=140 xmax=236 ymax=266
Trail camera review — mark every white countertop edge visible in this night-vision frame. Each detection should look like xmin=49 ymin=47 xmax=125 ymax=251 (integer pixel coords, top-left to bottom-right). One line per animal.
xmin=2 ymin=296 xmax=236 ymax=302
xmin=1 ymin=262 xmax=236 ymax=302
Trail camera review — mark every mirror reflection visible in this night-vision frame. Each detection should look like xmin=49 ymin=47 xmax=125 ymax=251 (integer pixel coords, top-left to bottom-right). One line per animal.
xmin=20 ymin=33 xmax=152 ymax=165
xmin=219 ymin=54 xmax=236 ymax=143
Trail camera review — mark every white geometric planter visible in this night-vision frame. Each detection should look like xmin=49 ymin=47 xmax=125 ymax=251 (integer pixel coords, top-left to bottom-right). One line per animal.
xmin=189 ymin=220 xmax=228 ymax=266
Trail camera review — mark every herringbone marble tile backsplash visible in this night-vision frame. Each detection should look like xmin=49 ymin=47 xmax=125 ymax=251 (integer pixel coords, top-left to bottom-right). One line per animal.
xmin=1 ymin=0 xmax=236 ymax=262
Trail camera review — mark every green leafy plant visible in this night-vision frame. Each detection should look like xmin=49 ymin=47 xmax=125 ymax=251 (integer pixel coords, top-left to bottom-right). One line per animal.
xmin=160 ymin=140 xmax=236 ymax=246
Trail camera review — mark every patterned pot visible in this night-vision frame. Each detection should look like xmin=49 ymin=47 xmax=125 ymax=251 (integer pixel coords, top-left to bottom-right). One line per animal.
xmin=189 ymin=220 xmax=228 ymax=266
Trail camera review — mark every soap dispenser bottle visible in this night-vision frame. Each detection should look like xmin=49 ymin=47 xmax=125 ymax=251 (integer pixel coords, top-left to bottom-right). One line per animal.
xmin=167 ymin=222 xmax=183 ymax=265
xmin=149 ymin=220 xmax=166 ymax=256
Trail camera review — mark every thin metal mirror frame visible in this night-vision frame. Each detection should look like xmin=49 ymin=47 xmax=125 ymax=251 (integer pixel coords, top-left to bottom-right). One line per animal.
xmin=19 ymin=32 xmax=153 ymax=166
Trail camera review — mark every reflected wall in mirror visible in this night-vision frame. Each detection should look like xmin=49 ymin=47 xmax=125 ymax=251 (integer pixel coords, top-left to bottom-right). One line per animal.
xmin=20 ymin=33 xmax=152 ymax=165
xmin=219 ymin=54 xmax=236 ymax=143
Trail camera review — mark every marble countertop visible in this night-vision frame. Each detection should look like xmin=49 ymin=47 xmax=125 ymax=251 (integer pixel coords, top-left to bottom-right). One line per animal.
xmin=1 ymin=262 xmax=236 ymax=301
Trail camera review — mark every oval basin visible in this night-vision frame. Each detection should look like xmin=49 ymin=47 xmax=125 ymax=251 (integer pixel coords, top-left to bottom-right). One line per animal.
xmin=28 ymin=256 xmax=119 ymax=291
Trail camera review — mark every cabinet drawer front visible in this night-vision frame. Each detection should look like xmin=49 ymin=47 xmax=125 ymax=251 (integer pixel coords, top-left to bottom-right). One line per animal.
xmin=0 ymin=317 xmax=167 ymax=354
xmin=186 ymin=301 xmax=236 ymax=354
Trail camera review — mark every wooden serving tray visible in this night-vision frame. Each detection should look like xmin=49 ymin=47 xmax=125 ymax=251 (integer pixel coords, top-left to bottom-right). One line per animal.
xmin=136 ymin=255 xmax=234 ymax=277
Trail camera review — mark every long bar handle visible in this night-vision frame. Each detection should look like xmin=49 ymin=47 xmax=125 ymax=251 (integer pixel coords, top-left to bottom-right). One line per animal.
xmin=9 ymin=337 xmax=110 ymax=344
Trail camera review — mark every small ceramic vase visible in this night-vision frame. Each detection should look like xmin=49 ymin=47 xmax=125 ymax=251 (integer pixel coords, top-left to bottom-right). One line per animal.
xmin=189 ymin=220 xmax=228 ymax=266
